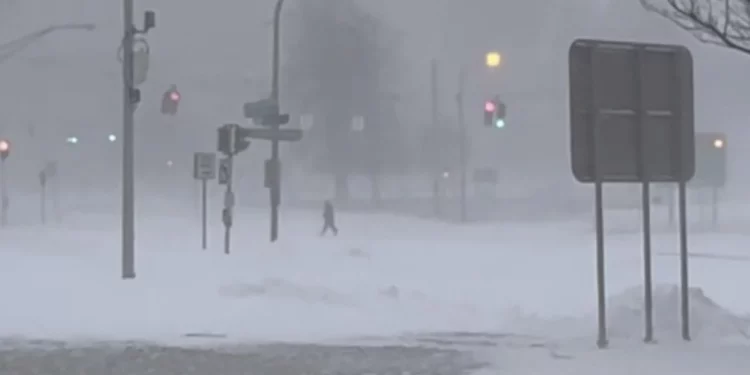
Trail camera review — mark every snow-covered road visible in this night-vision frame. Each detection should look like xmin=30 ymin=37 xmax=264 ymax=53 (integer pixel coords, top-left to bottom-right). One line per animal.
xmin=1 ymin=207 xmax=750 ymax=373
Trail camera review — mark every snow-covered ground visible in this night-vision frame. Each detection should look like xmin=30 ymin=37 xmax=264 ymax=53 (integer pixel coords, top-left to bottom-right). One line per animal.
xmin=1 ymin=196 xmax=750 ymax=373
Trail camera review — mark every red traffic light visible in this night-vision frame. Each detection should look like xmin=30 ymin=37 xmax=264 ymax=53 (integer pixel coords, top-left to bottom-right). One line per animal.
xmin=484 ymin=101 xmax=496 ymax=112
xmin=169 ymin=91 xmax=180 ymax=101
xmin=0 ymin=140 xmax=9 ymax=152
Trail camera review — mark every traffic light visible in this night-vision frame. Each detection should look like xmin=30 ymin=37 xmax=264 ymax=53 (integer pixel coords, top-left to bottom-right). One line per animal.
xmin=217 ymin=124 xmax=235 ymax=155
xmin=483 ymin=99 xmax=506 ymax=128
xmin=217 ymin=124 xmax=251 ymax=156
xmin=484 ymin=101 xmax=496 ymax=126
xmin=0 ymin=139 xmax=9 ymax=161
xmin=495 ymin=100 xmax=506 ymax=128
xmin=161 ymin=84 xmax=180 ymax=115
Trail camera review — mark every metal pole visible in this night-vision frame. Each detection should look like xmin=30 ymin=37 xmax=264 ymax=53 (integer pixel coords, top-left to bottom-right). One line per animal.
xmin=711 ymin=186 xmax=718 ymax=229
xmin=0 ymin=160 xmax=6 ymax=227
xmin=634 ymin=49 xmax=653 ymax=343
xmin=41 ymin=179 xmax=46 ymax=224
xmin=457 ymin=65 xmax=468 ymax=223
xmin=430 ymin=59 xmax=440 ymax=217
xmin=641 ymin=180 xmax=654 ymax=342
xmin=224 ymin=157 xmax=234 ymax=255
xmin=201 ymin=178 xmax=208 ymax=249
xmin=0 ymin=24 xmax=95 ymax=65
xmin=53 ymin=172 xmax=60 ymax=223
xmin=589 ymin=48 xmax=607 ymax=349
xmin=224 ymin=210 xmax=231 ymax=254
xmin=269 ymin=0 xmax=286 ymax=242
xmin=121 ymin=0 xmax=136 ymax=279
xmin=678 ymin=180 xmax=690 ymax=340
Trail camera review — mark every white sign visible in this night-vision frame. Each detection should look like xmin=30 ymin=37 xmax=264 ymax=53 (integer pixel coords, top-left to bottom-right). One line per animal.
xmin=300 ymin=114 xmax=314 ymax=130
xmin=218 ymin=157 xmax=232 ymax=185
xmin=193 ymin=152 xmax=217 ymax=180
xmin=351 ymin=116 xmax=365 ymax=132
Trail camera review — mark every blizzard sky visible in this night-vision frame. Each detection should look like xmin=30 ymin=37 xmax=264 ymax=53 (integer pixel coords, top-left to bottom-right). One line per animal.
xmin=0 ymin=0 xmax=749 ymax=196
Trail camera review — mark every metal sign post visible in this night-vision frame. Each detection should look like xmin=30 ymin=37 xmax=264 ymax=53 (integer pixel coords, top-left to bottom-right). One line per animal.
xmin=193 ymin=152 xmax=217 ymax=249
xmin=569 ymin=38 xmax=695 ymax=347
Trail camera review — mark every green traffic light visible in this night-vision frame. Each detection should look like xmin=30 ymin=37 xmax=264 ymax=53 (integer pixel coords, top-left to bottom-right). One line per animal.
xmin=495 ymin=118 xmax=505 ymax=128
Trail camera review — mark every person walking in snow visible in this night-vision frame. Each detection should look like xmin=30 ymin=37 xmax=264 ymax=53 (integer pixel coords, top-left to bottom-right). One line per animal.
xmin=320 ymin=200 xmax=338 ymax=236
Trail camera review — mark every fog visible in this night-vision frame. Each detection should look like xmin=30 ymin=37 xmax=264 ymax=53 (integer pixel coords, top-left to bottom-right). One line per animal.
xmin=0 ymin=0 xmax=748 ymax=211
xmin=3 ymin=1 xmax=750 ymax=372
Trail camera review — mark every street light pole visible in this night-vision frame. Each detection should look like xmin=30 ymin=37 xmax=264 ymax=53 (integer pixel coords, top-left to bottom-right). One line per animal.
xmin=122 ymin=0 xmax=136 ymax=279
xmin=457 ymin=66 xmax=468 ymax=223
xmin=0 ymin=23 xmax=95 ymax=64
xmin=269 ymin=0 xmax=286 ymax=242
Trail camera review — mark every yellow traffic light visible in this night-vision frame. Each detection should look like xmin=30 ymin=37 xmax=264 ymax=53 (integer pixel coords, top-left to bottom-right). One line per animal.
xmin=485 ymin=51 xmax=502 ymax=68
xmin=713 ymin=139 xmax=724 ymax=148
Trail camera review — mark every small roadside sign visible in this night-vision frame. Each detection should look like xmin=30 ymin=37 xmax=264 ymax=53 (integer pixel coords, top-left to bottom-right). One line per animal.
xmin=193 ymin=152 xmax=217 ymax=180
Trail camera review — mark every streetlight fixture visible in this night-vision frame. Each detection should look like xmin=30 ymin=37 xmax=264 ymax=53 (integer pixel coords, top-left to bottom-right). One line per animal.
xmin=485 ymin=51 xmax=502 ymax=68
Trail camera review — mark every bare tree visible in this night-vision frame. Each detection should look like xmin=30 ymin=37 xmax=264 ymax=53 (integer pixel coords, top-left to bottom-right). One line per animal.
xmin=283 ymin=0 xmax=405 ymax=204
xmin=640 ymin=0 xmax=750 ymax=55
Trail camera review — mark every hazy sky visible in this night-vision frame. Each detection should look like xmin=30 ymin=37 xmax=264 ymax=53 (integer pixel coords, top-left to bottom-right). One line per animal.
xmin=2 ymin=0 xmax=750 ymax=191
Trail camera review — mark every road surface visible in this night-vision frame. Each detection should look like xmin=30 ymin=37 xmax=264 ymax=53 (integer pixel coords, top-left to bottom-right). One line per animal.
xmin=0 ymin=337 xmax=489 ymax=375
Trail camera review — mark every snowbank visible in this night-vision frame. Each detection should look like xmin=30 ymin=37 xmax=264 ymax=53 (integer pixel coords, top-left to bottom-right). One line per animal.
xmin=497 ymin=284 xmax=749 ymax=343
xmin=607 ymin=284 xmax=750 ymax=341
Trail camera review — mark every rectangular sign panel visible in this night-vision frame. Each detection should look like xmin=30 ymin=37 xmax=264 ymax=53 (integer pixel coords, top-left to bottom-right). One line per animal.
xmin=569 ymin=38 xmax=695 ymax=183
xmin=193 ymin=152 xmax=216 ymax=180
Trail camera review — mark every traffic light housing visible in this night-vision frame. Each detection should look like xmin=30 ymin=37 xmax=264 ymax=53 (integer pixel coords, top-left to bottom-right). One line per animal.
xmin=495 ymin=101 xmax=506 ymax=128
xmin=161 ymin=85 xmax=180 ymax=115
xmin=0 ymin=139 xmax=9 ymax=161
xmin=483 ymin=99 xmax=506 ymax=128
xmin=217 ymin=125 xmax=235 ymax=155
xmin=217 ymin=124 xmax=252 ymax=156
xmin=484 ymin=101 xmax=495 ymax=126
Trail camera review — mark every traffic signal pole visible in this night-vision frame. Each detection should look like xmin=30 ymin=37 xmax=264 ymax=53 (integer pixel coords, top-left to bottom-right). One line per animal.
xmin=122 ymin=0 xmax=136 ymax=279
xmin=120 ymin=2 xmax=154 ymax=279
xmin=269 ymin=0 xmax=286 ymax=242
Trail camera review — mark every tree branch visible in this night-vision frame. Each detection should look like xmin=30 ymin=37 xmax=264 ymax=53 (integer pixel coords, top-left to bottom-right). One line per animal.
xmin=640 ymin=0 xmax=750 ymax=55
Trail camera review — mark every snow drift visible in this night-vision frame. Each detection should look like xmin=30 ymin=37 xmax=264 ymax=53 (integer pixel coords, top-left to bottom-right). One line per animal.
xmin=607 ymin=284 xmax=749 ymax=341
